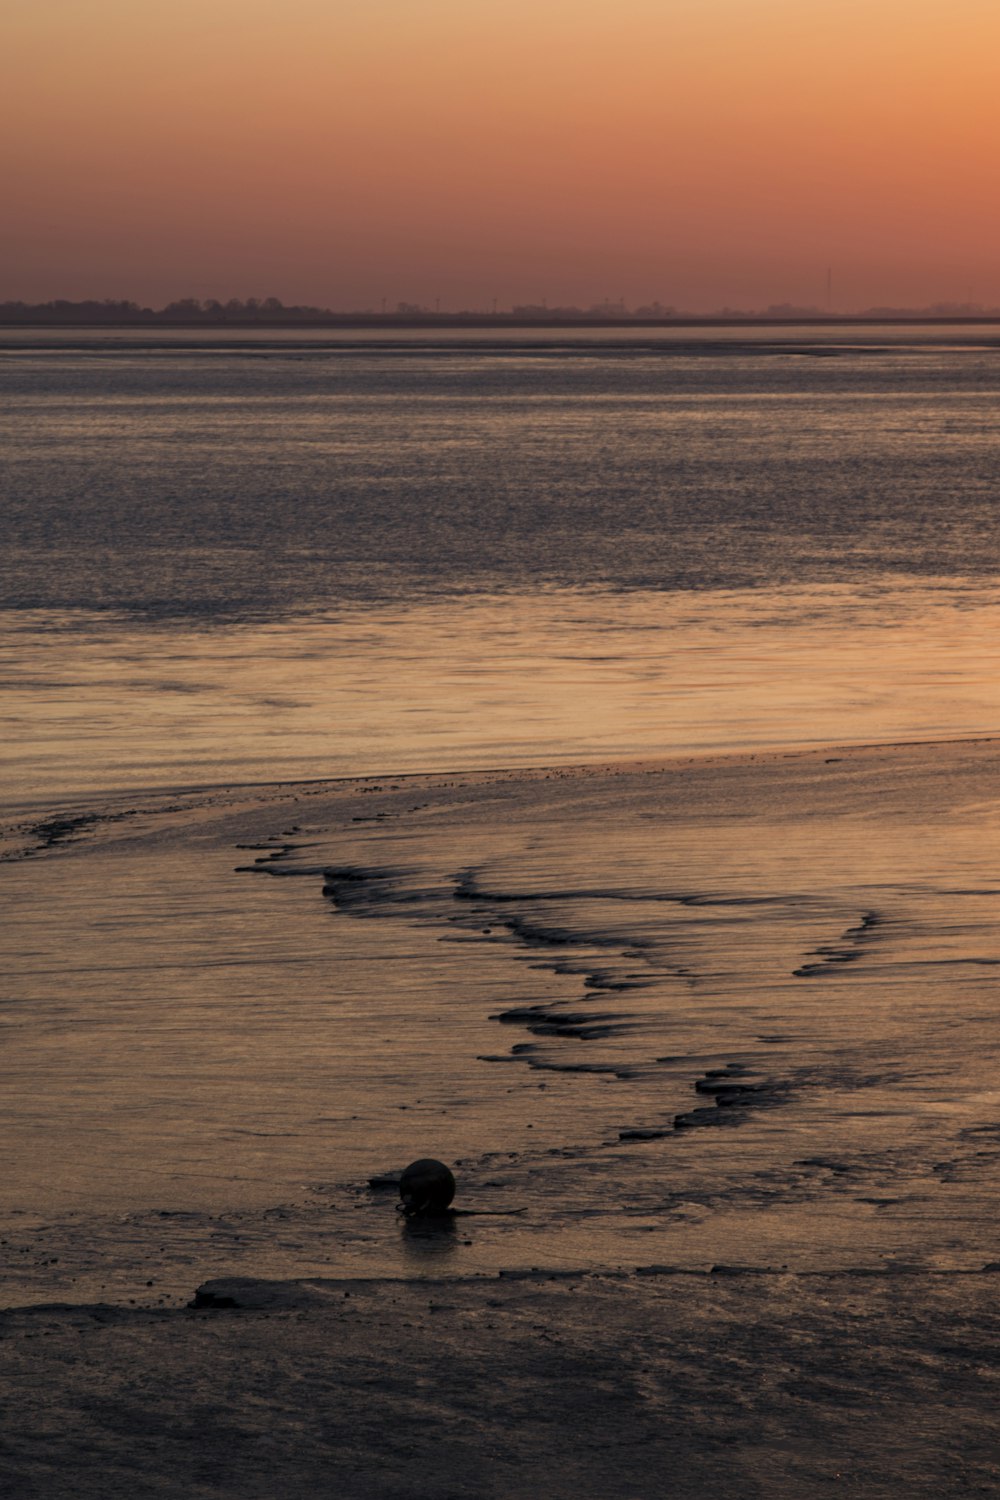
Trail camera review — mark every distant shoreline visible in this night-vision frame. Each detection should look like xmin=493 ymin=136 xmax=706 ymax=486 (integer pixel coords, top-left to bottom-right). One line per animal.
xmin=4 ymin=312 xmax=1000 ymax=330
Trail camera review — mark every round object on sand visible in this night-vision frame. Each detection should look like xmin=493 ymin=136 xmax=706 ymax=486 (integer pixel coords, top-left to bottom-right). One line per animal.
xmin=399 ymin=1158 xmax=456 ymax=1215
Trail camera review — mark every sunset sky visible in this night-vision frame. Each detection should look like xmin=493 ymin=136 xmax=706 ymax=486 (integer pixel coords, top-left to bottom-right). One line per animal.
xmin=3 ymin=0 xmax=999 ymax=311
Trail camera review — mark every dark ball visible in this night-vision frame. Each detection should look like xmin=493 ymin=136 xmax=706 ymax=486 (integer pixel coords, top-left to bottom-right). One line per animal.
xmin=399 ymin=1158 xmax=456 ymax=1215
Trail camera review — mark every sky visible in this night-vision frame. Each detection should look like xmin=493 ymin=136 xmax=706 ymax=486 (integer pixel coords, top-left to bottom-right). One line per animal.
xmin=2 ymin=0 xmax=999 ymax=311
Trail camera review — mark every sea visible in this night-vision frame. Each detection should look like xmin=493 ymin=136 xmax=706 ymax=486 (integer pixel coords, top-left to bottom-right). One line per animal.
xmin=2 ymin=323 xmax=999 ymax=800
xmin=1 ymin=325 xmax=999 ymax=1298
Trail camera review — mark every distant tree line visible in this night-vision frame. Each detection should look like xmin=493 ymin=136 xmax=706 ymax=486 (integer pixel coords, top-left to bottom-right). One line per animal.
xmin=0 ymin=297 xmax=351 ymax=325
xmin=1 ymin=296 xmax=999 ymax=326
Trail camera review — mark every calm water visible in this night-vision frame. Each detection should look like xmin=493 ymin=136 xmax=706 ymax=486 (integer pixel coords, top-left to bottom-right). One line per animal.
xmin=2 ymin=326 xmax=999 ymax=800
xmin=2 ymin=328 xmax=1000 ymax=1296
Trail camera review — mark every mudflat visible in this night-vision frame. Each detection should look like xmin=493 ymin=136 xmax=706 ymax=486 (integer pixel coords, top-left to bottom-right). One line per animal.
xmin=2 ymin=738 xmax=999 ymax=1496
xmin=4 ymin=1271 xmax=1000 ymax=1499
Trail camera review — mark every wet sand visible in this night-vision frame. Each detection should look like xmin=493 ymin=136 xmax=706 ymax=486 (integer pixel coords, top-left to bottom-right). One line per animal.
xmin=4 ymin=1271 xmax=1000 ymax=1499
xmin=2 ymin=738 xmax=999 ymax=1495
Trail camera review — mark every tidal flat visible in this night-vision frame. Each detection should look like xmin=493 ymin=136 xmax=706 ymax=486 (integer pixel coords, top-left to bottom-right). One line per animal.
xmin=2 ymin=739 xmax=999 ymax=1496
xmin=4 ymin=325 xmax=1000 ymax=1493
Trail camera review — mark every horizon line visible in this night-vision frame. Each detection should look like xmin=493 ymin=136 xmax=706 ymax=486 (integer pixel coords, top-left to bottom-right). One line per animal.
xmin=4 ymin=295 xmax=1000 ymax=330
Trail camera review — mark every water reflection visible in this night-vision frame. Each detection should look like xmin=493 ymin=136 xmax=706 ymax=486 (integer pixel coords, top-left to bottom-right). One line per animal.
xmin=400 ymin=1211 xmax=460 ymax=1262
xmin=1 ymin=580 xmax=997 ymax=802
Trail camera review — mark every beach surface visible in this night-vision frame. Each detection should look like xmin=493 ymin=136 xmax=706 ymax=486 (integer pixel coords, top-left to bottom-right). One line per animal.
xmin=3 ymin=737 xmax=999 ymax=1495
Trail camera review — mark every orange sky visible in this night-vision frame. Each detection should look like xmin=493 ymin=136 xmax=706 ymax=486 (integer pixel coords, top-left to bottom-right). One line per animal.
xmin=3 ymin=0 xmax=999 ymax=310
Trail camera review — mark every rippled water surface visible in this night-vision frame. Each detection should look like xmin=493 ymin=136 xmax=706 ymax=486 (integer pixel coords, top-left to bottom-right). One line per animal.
xmin=2 ymin=326 xmax=999 ymax=795
xmin=4 ymin=327 xmax=1000 ymax=619
xmin=2 ymin=583 xmax=999 ymax=801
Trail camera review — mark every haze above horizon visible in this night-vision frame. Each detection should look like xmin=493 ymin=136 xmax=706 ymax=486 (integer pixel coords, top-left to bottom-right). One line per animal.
xmin=3 ymin=0 xmax=998 ymax=311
